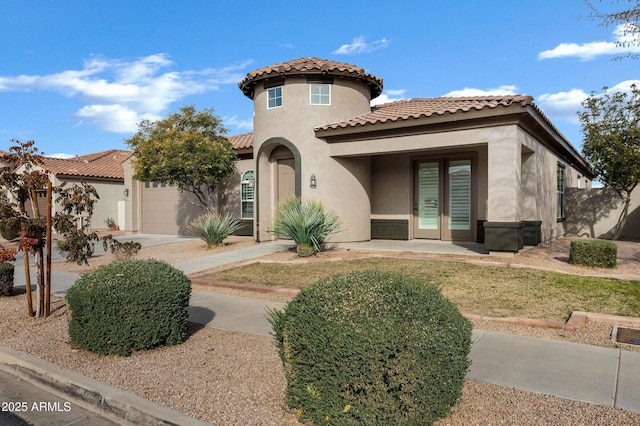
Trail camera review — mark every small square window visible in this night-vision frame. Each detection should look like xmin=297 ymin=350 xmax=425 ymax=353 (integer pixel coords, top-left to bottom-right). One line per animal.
xmin=268 ymin=86 xmax=282 ymax=109
xmin=310 ymin=83 xmax=330 ymax=105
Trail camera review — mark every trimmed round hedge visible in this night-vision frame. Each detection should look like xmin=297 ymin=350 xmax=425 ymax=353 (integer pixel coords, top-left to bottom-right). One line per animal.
xmin=66 ymin=259 xmax=192 ymax=356
xmin=269 ymin=270 xmax=472 ymax=425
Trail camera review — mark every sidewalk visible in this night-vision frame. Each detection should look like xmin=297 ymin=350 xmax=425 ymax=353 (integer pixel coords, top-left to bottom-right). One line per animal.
xmin=2 ymin=237 xmax=640 ymax=424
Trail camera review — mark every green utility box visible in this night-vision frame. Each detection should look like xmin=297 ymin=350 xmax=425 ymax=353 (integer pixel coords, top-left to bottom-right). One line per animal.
xmin=483 ymin=221 xmax=524 ymax=253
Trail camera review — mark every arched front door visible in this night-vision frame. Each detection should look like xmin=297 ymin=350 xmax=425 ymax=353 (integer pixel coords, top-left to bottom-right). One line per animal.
xmin=271 ymin=146 xmax=296 ymax=204
xmin=277 ymin=158 xmax=296 ymax=203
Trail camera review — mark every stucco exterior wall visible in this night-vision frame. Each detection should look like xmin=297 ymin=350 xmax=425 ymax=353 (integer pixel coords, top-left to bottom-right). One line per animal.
xmin=515 ymin=128 xmax=593 ymax=242
xmin=566 ymin=187 xmax=640 ymax=240
xmin=218 ymin=158 xmax=253 ymax=218
xmin=80 ymin=179 xmax=124 ymax=230
xmin=252 ymin=76 xmax=374 ymax=242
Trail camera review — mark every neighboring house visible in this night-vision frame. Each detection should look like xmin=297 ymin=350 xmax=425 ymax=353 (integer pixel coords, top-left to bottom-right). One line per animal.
xmin=123 ymin=133 xmax=254 ymax=235
xmin=14 ymin=150 xmax=133 ymax=231
xmin=127 ymin=57 xmax=596 ymax=253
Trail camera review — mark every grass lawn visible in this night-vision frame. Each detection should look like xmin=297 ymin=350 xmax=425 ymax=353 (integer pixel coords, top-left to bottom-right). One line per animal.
xmin=204 ymin=258 xmax=640 ymax=321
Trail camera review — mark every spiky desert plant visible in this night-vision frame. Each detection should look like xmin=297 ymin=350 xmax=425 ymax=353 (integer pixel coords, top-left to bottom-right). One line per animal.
xmin=271 ymin=197 xmax=340 ymax=257
xmin=187 ymin=211 xmax=242 ymax=248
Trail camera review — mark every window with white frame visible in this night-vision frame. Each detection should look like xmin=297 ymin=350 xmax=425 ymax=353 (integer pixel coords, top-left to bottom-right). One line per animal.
xmin=241 ymin=170 xmax=255 ymax=219
xmin=310 ymin=83 xmax=331 ymax=105
xmin=557 ymin=163 xmax=565 ymax=219
xmin=267 ymin=86 xmax=282 ymax=109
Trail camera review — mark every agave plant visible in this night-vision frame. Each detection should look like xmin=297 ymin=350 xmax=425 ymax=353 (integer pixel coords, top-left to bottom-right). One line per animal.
xmin=187 ymin=211 xmax=242 ymax=248
xmin=271 ymin=197 xmax=341 ymax=257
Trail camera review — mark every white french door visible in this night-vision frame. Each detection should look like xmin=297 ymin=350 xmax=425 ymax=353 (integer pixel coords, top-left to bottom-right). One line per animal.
xmin=414 ymin=157 xmax=474 ymax=241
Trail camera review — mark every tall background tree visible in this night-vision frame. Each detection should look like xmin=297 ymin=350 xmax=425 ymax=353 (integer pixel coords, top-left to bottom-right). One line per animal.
xmin=126 ymin=105 xmax=237 ymax=209
xmin=585 ymin=0 xmax=640 ymax=59
xmin=578 ymin=84 xmax=640 ymax=239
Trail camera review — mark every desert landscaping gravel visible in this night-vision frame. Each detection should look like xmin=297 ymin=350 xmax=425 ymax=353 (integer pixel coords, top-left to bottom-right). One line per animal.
xmin=1 ymin=237 xmax=639 ymax=425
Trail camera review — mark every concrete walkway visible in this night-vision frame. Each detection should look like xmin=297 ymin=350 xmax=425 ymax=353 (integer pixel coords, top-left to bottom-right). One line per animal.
xmin=2 ymin=236 xmax=640 ymax=424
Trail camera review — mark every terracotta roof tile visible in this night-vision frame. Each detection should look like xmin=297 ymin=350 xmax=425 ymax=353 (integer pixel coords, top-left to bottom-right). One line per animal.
xmin=239 ymin=57 xmax=383 ymax=99
xmin=228 ymin=132 xmax=253 ymax=149
xmin=315 ymin=96 xmax=536 ymax=131
xmin=42 ymin=150 xmax=133 ymax=180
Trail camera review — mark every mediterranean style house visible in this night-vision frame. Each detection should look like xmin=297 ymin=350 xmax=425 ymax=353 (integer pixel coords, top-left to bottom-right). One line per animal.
xmin=124 ymin=57 xmax=596 ymax=253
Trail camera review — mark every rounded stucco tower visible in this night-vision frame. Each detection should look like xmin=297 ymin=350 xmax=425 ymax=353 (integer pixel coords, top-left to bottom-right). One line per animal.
xmin=238 ymin=57 xmax=383 ymax=242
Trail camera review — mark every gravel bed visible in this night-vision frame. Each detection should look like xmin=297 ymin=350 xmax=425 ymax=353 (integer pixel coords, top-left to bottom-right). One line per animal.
xmin=2 ymin=291 xmax=640 ymax=425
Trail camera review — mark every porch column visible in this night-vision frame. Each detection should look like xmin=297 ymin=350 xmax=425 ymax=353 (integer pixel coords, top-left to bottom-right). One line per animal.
xmin=487 ymin=137 xmax=521 ymax=222
xmin=485 ymin=136 xmax=523 ymax=253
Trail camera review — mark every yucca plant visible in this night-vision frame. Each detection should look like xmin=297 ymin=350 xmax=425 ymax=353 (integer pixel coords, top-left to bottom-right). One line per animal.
xmin=187 ymin=211 xmax=242 ymax=248
xmin=271 ymin=197 xmax=341 ymax=257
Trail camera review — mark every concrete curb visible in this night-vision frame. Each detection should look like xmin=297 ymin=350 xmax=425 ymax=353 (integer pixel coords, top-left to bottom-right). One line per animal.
xmin=0 ymin=346 xmax=213 ymax=426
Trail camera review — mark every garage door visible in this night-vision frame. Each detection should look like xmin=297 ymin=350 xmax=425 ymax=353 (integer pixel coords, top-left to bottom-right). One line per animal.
xmin=141 ymin=182 xmax=181 ymax=234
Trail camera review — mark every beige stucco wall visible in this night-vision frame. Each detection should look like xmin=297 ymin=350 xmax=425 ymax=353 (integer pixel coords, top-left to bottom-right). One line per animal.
xmin=516 ymin=128 xmax=593 ymax=241
xmin=566 ymin=187 xmax=640 ymax=240
xmin=252 ymin=76 xmax=374 ymax=242
xmin=217 ymin=158 xmax=253 ymax=218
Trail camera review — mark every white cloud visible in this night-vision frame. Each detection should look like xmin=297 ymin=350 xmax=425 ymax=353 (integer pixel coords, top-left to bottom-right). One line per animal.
xmin=610 ymin=79 xmax=640 ymax=91
xmin=223 ymin=115 xmax=253 ymax=131
xmin=48 ymin=153 xmax=77 ymax=159
xmin=537 ymin=80 xmax=640 ymax=124
xmin=333 ymin=36 xmax=389 ymax=55
xmin=537 ymin=89 xmax=588 ymax=123
xmin=0 ymin=54 xmax=251 ymax=133
xmin=371 ymin=89 xmax=407 ymax=106
xmin=539 ymin=24 xmax=640 ymax=61
xmin=75 ymin=104 xmax=160 ymax=133
xmin=442 ymin=85 xmax=519 ymax=97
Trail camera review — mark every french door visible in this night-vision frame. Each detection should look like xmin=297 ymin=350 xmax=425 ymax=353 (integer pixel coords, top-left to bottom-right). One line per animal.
xmin=413 ymin=157 xmax=474 ymax=241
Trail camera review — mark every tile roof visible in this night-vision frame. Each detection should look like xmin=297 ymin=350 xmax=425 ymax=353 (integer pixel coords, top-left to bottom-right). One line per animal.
xmin=41 ymin=150 xmax=133 ymax=180
xmin=228 ymin=132 xmax=253 ymax=149
xmin=238 ymin=57 xmax=383 ymax=99
xmin=315 ymin=96 xmax=537 ymax=131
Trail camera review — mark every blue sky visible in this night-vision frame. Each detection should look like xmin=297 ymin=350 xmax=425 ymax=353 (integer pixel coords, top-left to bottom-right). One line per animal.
xmin=1 ymin=0 xmax=638 ymax=157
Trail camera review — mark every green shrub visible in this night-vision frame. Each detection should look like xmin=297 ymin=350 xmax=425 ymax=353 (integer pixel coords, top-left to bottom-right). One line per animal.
xmin=269 ymin=271 xmax=472 ymax=425
xmin=186 ymin=211 xmax=242 ymax=248
xmin=109 ymin=239 xmax=142 ymax=260
xmin=56 ymin=229 xmax=99 ymax=265
xmin=569 ymin=239 xmax=617 ymax=268
xmin=271 ymin=197 xmax=341 ymax=257
xmin=0 ymin=263 xmax=14 ymax=297
xmin=0 ymin=203 xmax=21 ymax=241
xmin=65 ymin=259 xmax=192 ymax=356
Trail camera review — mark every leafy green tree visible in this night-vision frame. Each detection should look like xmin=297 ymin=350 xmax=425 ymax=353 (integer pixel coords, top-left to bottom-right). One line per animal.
xmin=125 ymin=105 xmax=237 ymax=209
xmin=585 ymin=0 xmax=640 ymax=59
xmin=578 ymin=84 xmax=640 ymax=239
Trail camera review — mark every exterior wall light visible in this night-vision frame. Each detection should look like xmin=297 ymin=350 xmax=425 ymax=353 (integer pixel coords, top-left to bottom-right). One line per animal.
xmin=124 ymin=188 xmax=129 ymax=197
xmin=310 ymin=174 xmax=317 ymax=189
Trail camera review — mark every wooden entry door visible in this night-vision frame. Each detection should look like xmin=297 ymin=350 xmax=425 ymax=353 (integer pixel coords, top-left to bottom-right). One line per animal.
xmin=277 ymin=158 xmax=296 ymax=203
xmin=414 ymin=158 xmax=474 ymax=241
